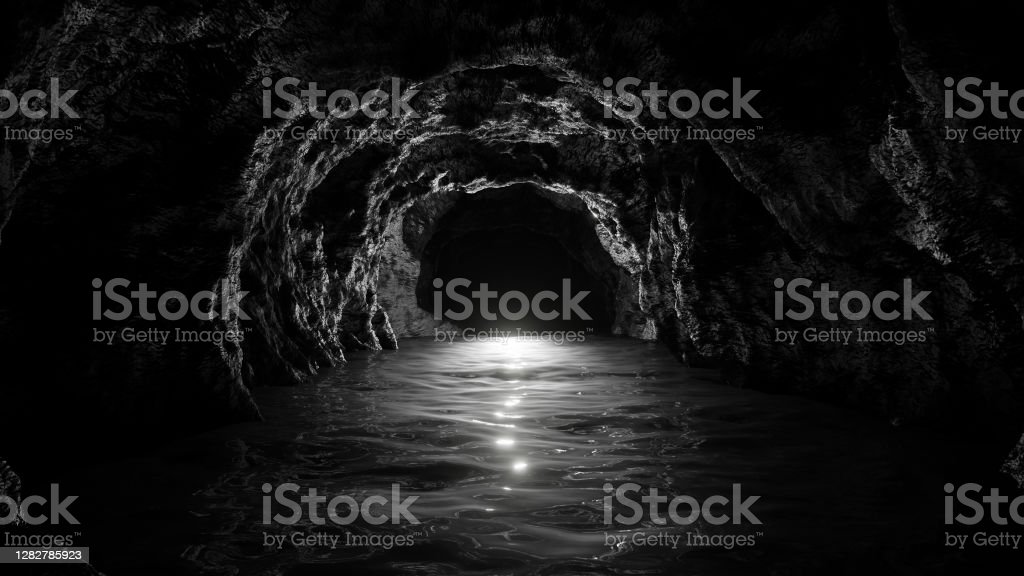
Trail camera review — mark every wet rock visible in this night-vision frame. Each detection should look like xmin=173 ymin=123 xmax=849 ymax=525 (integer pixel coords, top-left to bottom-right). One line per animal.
xmin=1 ymin=0 xmax=1022 ymax=475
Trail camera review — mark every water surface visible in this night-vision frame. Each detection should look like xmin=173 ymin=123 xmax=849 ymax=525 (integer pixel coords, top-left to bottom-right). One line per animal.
xmin=160 ymin=336 xmax=949 ymax=574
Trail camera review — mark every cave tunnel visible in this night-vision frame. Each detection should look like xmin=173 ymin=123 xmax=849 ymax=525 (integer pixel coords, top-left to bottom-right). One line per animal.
xmin=416 ymin=187 xmax=617 ymax=333
xmin=3 ymin=2 xmax=1024 ymax=574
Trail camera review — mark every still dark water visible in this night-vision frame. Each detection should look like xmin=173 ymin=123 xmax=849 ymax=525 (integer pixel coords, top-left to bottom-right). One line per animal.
xmin=76 ymin=337 xmax=975 ymax=574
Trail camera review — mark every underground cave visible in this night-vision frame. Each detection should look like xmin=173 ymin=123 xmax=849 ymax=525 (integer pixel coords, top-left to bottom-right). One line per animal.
xmin=2 ymin=1 xmax=1024 ymax=574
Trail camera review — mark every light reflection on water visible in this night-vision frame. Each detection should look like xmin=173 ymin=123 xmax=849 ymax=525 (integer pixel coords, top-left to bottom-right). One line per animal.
xmin=182 ymin=336 xmax=936 ymax=575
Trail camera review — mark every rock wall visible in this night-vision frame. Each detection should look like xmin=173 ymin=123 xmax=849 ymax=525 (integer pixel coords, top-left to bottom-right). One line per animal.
xmin=1 ymin=0 xmax=1022 ymax=477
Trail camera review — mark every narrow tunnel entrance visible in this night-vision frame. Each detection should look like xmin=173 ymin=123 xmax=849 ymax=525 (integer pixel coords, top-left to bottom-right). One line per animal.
xmin=431 ymin=227 xmax=611 ymax=331
xmin=415 ymin=187 xmax=618 ymax=333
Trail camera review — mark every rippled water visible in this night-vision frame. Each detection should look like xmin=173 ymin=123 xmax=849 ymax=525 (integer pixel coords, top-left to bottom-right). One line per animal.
xmin=68 ymin=336 xmax=984 ymax=575
xmin=125 ymin=335 xmax=954 ymax=576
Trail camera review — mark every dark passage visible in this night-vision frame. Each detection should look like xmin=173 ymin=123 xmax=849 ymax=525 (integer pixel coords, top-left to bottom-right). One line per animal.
xmin=417 ymin=188 xmax=617 ymax=332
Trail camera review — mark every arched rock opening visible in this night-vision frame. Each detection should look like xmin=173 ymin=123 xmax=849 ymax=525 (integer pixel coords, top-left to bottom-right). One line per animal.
xmin=384 ymin=185 xmax=638 ymax=335
xmin=2 ymin=1 xmax=1024 ymax=480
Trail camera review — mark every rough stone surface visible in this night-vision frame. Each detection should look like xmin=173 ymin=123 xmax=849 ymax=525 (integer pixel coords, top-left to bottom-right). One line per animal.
xmin=1 ymin=0 xmax=1022 ymax=478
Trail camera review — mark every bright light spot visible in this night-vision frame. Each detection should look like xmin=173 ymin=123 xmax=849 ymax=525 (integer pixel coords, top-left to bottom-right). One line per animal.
xmin=498 ymin=337 xmax=530 ymax=352
xmin=480 ymin=336 xmax=554 ymax=356
xmin=512 ymin=460 xmax=528 ymax=472
xmin=493 ymin=412 xmax=523 ymax=419
xmin=496 ymin=437 xmax=515 ymax=447
xmin=470 ymin=419 xmax=516 ymax=429
xmin=504 ymin=397 xmax=521 ymax=407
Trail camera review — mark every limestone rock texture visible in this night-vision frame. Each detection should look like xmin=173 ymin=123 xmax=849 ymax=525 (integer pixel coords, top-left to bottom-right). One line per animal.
xmin=1 ymin=1 xmax=1022 ymax=480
